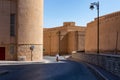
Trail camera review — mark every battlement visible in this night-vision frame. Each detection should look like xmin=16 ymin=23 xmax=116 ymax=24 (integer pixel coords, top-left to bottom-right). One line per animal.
xmin=93 ymin=11 xmax=120 ymax=24
xmin=63 ymin=22 xmax=75 ymax=27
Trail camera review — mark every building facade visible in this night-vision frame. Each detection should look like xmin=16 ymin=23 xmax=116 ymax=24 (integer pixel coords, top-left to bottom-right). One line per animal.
xmin=44 ymin=22 xmax=86 ymax=55
xmin=85 ymin=11 xmax=120 ymax=54
xmin=0 ymin=0 xmax=43 ymax=61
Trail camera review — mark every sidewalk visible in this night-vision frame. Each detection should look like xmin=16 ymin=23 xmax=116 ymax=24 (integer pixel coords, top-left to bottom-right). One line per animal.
xmin=0 ymin=61 xmax=44 ymax=66
xmin=43 ymin=55 xmax=68 ymax=63
xmin=0 ymin=55 xmax=70 ymax=65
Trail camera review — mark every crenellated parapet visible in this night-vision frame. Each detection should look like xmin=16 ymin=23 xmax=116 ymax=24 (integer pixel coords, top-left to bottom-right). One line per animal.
xmin=95 ymin=11 xmax=120 ymax=24
xmin=63 ymin=22 xmax=75 ymax=27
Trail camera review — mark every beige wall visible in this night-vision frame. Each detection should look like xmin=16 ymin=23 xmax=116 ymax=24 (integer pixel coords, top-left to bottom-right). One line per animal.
xmin=17 ymin=0 xmax=43 ymax=61
xmin=68 ymin=31 xmax=85 ymax=54
xmin=85 ymin=11 xmax=120 ymax=54
xmin=0 ymin=0 xmax=11 ymax=44
xmin=44 ymin=22 xmax=86 ymax=55
xmin=43 ymin=31 xmax=59 ymax=55
xmin=17 ymin=0 xmax=43 ymax=44
xmin=78 ymin=31 xmax=85 ymax=51
xmin=59 ymin=31 xmax=68 ymax=55
xmin=0 ymin=0 xmax=43 ymax=61
xmin=0 ymin=0 xmax=16 ymax=60
xmin=68 ymin=31 xmax=76 ymax=54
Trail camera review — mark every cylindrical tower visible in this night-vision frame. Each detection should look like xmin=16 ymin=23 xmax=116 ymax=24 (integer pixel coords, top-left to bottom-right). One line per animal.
xmin=17 ymin=0 xmax=43 ymax=61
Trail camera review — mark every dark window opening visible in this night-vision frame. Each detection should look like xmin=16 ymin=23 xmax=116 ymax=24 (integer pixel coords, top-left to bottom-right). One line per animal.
xmin=10 ymin=14 xmax=15 ymax=36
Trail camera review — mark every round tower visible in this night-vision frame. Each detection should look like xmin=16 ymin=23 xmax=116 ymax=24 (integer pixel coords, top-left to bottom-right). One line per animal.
xmin=17 ymin=0 xmax=43 ymax=61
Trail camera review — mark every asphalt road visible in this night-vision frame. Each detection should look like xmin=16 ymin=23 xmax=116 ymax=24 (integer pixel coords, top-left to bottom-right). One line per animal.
xmin=0 ymin=60 xmax=99 ymax=80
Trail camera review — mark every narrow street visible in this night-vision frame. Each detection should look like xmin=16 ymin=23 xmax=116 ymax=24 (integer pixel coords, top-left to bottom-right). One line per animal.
xmin=0 ymin=56 xmax=100 ymax=80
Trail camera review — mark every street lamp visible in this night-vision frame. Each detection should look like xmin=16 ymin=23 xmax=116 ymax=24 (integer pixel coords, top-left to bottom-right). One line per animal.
xmin=90 ymin=1 xmax=99 ymax=54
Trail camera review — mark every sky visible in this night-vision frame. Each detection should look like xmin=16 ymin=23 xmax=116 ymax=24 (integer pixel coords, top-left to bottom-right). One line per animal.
xmin=44 ymin=0 xmax=120 ymax=28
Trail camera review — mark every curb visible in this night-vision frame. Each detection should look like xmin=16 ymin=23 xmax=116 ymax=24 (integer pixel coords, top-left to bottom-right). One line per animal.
xmin=85 ymin=63 xmax=108 ymax=80
xmin=68 ymin=58 xmax=108 ymax=80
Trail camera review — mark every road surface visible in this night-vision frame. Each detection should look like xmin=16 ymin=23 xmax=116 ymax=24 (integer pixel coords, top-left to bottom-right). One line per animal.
xmin=0 ymin=60 xmax=101 ymax=80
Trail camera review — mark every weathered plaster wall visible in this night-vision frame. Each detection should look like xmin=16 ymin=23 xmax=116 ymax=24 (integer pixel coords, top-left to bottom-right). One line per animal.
xmin=17 ymin=0 xmax=43 ymax=61
xmin=85 ymin=11 xmax=120 ymax=54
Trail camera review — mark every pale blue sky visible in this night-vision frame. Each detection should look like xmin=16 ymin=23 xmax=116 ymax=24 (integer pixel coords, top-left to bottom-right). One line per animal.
xmin=44 ymin=0 xmax=120 ymax=28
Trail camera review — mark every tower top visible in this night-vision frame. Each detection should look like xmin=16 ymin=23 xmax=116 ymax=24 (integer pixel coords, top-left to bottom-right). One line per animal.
xmin=63 ymin=22 xmax=75 ymax=27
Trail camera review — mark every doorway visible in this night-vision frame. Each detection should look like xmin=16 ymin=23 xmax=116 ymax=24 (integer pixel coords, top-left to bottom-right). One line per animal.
xmin=0 ymin=47 xmax=5 ymax=60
